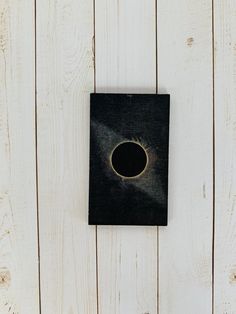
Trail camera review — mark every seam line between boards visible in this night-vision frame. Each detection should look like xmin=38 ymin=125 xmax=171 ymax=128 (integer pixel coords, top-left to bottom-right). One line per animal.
xmin=34 ymin=0 xmax=42 ymax=313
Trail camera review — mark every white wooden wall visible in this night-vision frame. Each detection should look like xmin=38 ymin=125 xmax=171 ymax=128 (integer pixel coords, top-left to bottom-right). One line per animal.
xmin=0 ymin=0 xmax=236 ymax=313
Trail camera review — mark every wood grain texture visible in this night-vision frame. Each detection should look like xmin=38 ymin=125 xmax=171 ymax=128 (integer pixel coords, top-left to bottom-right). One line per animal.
xmin=95 ymin=0 xmax=158 ymax=313
xmin=0 ymin=0 xmax=39 ymax=313
xmin=157 ymin=0 xmax=214 ymax=312
xmin=4 ymin=0 xmax=236 ymax=312
xmin=36 ymin=0 xmax=97 ymax=313
xmin=214 ymin=0 xmax=236 ymax=312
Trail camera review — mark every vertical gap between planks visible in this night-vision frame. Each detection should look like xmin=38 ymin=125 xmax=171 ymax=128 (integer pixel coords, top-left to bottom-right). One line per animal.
xmin=95 ymin=226 xmax=99 ymax=314
xmin=34 ymin=0 xmax=42 ymax=313
xmin=155 ymin=0 xmax=158 ymax=95
xmin=155 ymin=0 xmax=159 ymax=312
xmin=93 ymin=0 xmax=97 ymax=93
xmin=211 ymin=0 xmax=216 ymax=313
xmin=93 ymin=0 xmax=99 ymax=313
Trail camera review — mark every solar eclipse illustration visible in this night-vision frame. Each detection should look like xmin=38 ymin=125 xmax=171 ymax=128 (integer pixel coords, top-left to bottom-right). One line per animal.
xmin=89 ymin=93 xmax=170 ymax=226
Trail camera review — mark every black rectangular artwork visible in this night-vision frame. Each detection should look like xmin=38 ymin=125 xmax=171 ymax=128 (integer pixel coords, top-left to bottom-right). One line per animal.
xmin=89 ymin=93 xmax=170 ymax=226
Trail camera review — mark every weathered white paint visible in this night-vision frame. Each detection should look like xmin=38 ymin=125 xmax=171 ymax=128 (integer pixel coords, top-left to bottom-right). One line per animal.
xmin=214 ymin=0 xmax=236 ymax=312
xmin=95 ymin=0 xmax=158 ymax=313
xmin=36 ymin=0 xmax=97 ymax=313
xmin=1 ymin=0 xmax=236 ymax=313
xmin=157 ymin=0 xmax=214 ymax=313
xmin=0 ymin=0 xmax=39 ymax=313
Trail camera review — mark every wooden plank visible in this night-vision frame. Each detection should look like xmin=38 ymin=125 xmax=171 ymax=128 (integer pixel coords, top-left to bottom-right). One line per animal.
xmin=0 ymin=0 xmax=39 ymax=313
xmin=214 ymin=0 xmax=236 ymax=312
xmin=36 ymin=0 xmax=97 ymax=313
xmin=157 ymin=0 xmax=214 ymax=312
xmin=95 ymin=0 xmax=158 ymax=313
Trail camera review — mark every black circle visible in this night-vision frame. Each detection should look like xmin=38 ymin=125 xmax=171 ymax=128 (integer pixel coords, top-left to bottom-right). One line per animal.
xmin=111 ymin=142 xmax=147 ymax=178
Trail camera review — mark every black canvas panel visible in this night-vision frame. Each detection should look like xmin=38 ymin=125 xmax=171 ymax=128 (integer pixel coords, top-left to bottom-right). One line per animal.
xmin=89 ymin=93 xmax=170 ymax=226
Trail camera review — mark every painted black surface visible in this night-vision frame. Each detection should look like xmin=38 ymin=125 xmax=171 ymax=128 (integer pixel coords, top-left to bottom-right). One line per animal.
xmin=89 ymin=93 xmax=170 ymax=226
